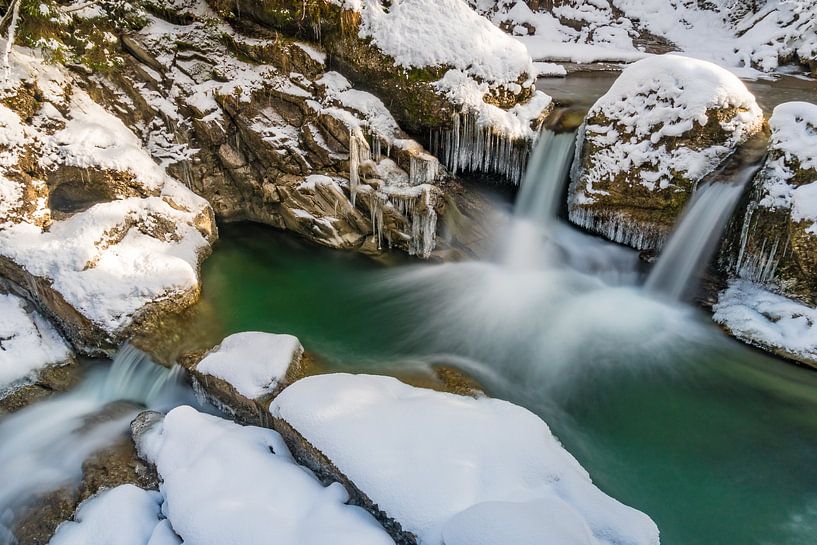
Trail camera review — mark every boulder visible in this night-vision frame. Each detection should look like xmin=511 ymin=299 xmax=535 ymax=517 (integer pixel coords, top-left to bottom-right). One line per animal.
xmin=179 ymin=332 xmax=307 ymax=426
xmin=269 ymin=373 xmax=660 ymax=545
xmin=568 ymin=54 xmax=763 ymax=250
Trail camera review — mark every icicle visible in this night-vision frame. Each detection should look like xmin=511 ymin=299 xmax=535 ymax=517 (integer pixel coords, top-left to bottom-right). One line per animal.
xmin=348 ymin=128 xmax=370 ymax=207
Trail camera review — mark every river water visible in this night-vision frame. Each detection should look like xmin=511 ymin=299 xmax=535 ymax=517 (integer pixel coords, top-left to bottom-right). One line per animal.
xmin=168 ymin=215 xmax=817 ymax=545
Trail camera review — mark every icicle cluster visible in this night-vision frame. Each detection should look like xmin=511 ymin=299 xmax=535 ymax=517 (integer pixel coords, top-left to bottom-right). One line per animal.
xmin=568 ymin=207 xmax=668 ymax=251
xmin=731 ymin=201 xmax=787 ymax=284
xmin=429 ymin=112 xmax=531 ymax=184
xmin=368 ymin=186 xmax=438 ymax=259
xmin=408 ymin=154 xmax=440 ymax=186
xmin=348 ymin=128 xmax=371 ymax=206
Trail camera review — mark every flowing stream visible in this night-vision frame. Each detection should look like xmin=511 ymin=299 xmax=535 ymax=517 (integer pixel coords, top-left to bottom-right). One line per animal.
xmin=0 ymin=346 xmax=195 ymax=543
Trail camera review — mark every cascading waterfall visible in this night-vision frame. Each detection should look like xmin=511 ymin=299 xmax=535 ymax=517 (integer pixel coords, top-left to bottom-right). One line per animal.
xmin=645 ymin=174 xmax=755 ymax=301
xmin=0 ymin=345 xmax=192 ymax=542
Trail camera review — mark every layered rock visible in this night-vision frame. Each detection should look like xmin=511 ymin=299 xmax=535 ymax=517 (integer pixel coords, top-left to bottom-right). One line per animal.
xmin=208 ymin=0 xmax=553 ymax=183
xmin=103 ymin=0 xmax=446 ymax=257
xmin=567 ymin=55 xmax=763 ymax=251
xmin=715 ymin=101 xmax=817 ymax=367
xmin=270 ymin=373 xmax=660 ymax=545
xmin=0 ymin=47 xmax=216 ymax=354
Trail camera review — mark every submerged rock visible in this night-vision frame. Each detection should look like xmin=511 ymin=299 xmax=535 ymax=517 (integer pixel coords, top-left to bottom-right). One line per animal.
xmin=567 ymin=54 xmax=763 ymax=250
xmin=269 ymin=373 xmax=660 ymax=545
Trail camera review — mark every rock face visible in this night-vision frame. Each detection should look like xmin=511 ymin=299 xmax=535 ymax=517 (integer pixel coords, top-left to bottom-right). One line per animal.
xmin=269 ymin=373 xmax=660 ymax=545
xmin=179 ymin=332 xmax=307 ymax=426
xmin=567 ymin=55 xmax=763 ymax=250
xmin=103 ymin=0 xmax=449 ymax=258
xmin=721 ymin=102 xmax=817 ymax=305
xmin=208 ymin=0 xmax=552 ymax=184
xmin=0 ymin=47 xmax=216 ymax=354
xmin=715 ymin=101 xmax=817 ymax=367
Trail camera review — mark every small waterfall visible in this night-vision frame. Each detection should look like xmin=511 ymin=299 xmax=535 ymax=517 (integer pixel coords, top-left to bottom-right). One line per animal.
xmin=514 ymin=130 xmax=577 ymax=224
xmin=0 ymin=345 xmax=191 ymax=542
xmin=502 ymin=129 xmax=576 ymax=268
xmin=645 ymin=176 xmax=753 ymax=301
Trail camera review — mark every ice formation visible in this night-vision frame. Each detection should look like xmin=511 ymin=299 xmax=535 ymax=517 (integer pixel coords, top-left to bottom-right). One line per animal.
xmin=714 ymin=279 xmax=817 ymax=366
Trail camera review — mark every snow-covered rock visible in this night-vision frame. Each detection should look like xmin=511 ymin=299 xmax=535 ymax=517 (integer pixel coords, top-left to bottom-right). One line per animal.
xmin=721 ymin=101 xmax=817 ymax=307
xmin=0 ymin=47 xmax=216 ymax=353
xmin=183 ymin=332 xmax=305 ymax=425
xmin=0 ymin=292 xmax=72 ymax=399
xmin=49 ymin=485 xmax=164 ymax=545
xmin=568 ymin=54 xmax=763 ymax=251
xmin=714 ymin=279 xmax=817 ymax=368
xmin=225 ymin=0 xmax=552 ymax=184
xmin=270 ymin=373 xmax=660 ymax=545
xmin=135 ymin=405 xmax=396 ymax=545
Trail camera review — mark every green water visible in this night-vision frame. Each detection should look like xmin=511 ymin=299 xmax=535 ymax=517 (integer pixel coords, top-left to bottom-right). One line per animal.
xmin=186 ymin=223 xmax=817 ymax=545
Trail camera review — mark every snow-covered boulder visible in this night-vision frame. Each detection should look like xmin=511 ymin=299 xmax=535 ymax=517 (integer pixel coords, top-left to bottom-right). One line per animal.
xmin=0 ymin=47 xmax=216 ymax=354
xmin=568 ymin=54 xmax=763 ymax=250
xmin=721 ymin=101 xmax=817 ymax=307
xmin=213 ymin=0 xmax=552 ymax=183
xmin=134 ymin=405 xmax=395 ymax=545
xmin=181 ymin=332 xmax=306 ymax=425
xmin=0 ymin=292 xmax=73 ymax=404
xmin=714 ymin=279 xmax=817 ymax=369
xmin=270 ymin=373 xmax=660 ymax=545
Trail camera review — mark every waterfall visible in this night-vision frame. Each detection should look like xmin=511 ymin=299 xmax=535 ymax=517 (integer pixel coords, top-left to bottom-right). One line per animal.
xmin=514 ymin=130 xmax=577 ymax=224
xmin=645 ymin=175 xmax=754 ymax=301
xmin=0 ymin=345 xmax=192 ymax=541
xmin=502 ymin=129 xmax=576 ymax=268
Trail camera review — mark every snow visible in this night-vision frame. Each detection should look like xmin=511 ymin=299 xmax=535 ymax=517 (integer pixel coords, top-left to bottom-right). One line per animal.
xmin=137 ymin=405 xmax=395 ymax=545
xmin=270 ymin=373 xmax=660 ymax=545
xmin=0 ymin=292 xmax=72 ymax=395
xmin=714 ymin=279 xmax=817 ymax=365
xmin=574 ymin=54 xmax=762 ymax=200
xmin=49 ymin=485 xmax=164 ymax=545
xmin=0 ymin=48 xmax=213 ymax=336
xmin=195 ymin=332 xmax=303 ymax=400
xmin=473 ymin=0 xmax=817 ymax=77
